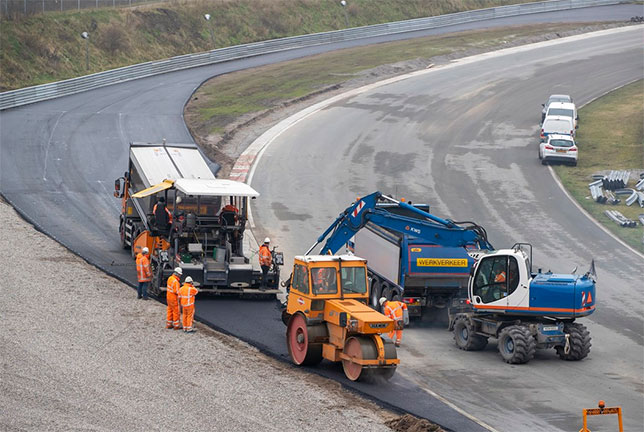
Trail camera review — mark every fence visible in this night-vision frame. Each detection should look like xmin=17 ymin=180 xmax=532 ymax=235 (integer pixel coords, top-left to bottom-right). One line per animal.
xmin=0 ymin=0 xmax=622 ymax=111
xmin=1 ymin=0 xmax=156 ymax=15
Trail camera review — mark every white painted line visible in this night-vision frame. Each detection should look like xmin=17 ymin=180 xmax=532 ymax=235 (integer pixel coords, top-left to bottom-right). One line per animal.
xmin=397 ymin=370 xmax=501 ymax=432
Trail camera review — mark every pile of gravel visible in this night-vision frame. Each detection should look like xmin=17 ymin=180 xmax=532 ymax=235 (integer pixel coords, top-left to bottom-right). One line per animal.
xmin=0 ymin=199 xmax=394 ymax=431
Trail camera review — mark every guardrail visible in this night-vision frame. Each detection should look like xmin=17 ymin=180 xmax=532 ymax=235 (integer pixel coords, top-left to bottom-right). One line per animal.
xmin=0 ymin=0 xmax=621 ymax=111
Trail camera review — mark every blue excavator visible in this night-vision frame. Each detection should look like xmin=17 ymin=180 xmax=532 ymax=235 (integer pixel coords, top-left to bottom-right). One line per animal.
xmin=303 ymin=191 xmax=596 ymax=364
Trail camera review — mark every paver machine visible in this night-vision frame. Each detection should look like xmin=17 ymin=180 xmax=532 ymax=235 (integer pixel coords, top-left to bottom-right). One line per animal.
xmin=282 ymin=254 xmax=399 ymax=381
xmin=113 ymin=141 xmax=282 ymax=296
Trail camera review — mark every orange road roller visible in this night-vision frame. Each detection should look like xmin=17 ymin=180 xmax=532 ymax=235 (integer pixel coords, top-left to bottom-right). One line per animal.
xmin=282 ymin=255 xmax=399 ymax=381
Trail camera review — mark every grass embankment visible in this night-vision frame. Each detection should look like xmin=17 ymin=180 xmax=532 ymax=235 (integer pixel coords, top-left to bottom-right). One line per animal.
xmin=185 ymin=22 xmax=617 ymax=136
xmin=553 ymin=80 xmax=644 ymax=253
xmin=0 ymin=0 xmax=530 ymax=91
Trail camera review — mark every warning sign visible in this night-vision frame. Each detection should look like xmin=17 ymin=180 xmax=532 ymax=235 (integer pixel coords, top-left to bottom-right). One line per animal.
xmin=417 ymin=258 xmax=468 ymax=267
xmin=586 ymin=407 xmax=620 ymax=416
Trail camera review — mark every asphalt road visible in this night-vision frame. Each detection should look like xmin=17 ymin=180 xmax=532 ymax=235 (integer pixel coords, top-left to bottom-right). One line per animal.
xmin=250 ymin=26 xmax=644 ymax=432
xmin=1 ymin=5 xmax=642 ymax=432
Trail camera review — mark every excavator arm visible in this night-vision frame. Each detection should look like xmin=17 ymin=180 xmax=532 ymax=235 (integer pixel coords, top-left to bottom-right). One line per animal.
xmin=307 ymin=192 xmax=493 ymax=255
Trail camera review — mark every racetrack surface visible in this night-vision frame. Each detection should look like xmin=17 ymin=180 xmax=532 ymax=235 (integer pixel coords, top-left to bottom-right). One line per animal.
xmin=1 ymin=5 xmax=642 ymax=432
xmin=250 ymin=26 xmax=644 ymax=432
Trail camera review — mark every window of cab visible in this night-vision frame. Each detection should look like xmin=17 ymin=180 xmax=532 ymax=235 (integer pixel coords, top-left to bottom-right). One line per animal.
xmin=311 ymin=267 xmax=337 ymax=295
xmin=291 ymin=264 xmax=309 ymax=294
xmin=341 ymin=266 xmax=367 ymax=294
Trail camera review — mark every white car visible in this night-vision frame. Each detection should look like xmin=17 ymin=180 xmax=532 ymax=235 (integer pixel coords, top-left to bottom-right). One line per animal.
xmin=541 ymin=94 xmax=573 ymax=123
xmin=539 ymin=134 xmax=578 ymax=166
xmin=545 ymin=101 xmax=578 ymax=129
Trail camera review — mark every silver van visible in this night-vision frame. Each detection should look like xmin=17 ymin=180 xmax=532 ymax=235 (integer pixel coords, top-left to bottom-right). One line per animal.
xmin=540 ymin=115 xmax=574 ymax=141
xmin=545 ymin=102 xmax=578 ymax=129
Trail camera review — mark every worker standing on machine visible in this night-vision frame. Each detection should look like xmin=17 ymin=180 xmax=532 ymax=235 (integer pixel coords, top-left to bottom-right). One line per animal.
xmin=153 ymin=196 xmax=173 ymax=234
xmin=166 ymin=267 xmax=183 ymax=330
xmin=381 ymin=297 xmax=408 ymax=347
xmin=136 ymin=247 xmax=152 ymax=300
xmin=258 ymin=238 xmax=272 ymax=291
xmin=179 ymin=276 xmax=198 ymax=333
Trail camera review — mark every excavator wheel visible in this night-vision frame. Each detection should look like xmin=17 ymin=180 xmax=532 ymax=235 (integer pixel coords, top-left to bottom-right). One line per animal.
xmin=498 ymin=325 xmax=536 ymax=364
xmin=556 ymin=322 xmax=591 ymax=361
xmin=453 ymin=316 xmax=488 ymax=351
xmin=286 ymin=313 xmax=324 ymax=366
xmin=342 ymin=336 xmax=397 ymax=382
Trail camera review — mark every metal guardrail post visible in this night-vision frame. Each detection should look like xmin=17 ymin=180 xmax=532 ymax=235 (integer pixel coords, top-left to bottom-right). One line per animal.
xmin=0 ymin=0 xmax=622 ymax=110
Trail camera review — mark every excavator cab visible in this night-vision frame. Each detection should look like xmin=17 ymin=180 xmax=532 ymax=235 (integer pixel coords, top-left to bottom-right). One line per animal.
xmin=283 ymin=255 xmax=399 ymax=381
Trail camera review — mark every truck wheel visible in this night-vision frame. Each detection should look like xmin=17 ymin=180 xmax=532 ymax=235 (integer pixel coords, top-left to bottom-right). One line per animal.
xmin=381 ymin=284 xmax=393 ymax=301
xmin=453 ymin=317 xmax=488 ymax=351
xmin=119 ymin=219 xmax=128 ymax=250
xmin=498 ymin=325 xmax=536 ymax=364
xmin=286 ymin=314 xmax=324 ymax=366
xmin=369 ymin=278 xmax=382 ymax=310
xmin=556 ymin=323 xmax=591 ymax=361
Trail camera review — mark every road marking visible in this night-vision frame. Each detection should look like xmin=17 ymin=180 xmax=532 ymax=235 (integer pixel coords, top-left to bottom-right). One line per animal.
xmin=397 ymin=370 xmax=501 ymax=432
xmin=42 ymin=111 xmax=66 ymax=182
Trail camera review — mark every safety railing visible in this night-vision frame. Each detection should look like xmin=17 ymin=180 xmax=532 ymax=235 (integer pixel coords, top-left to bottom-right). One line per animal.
xmin=0 ymin=0 xmax=621 ymax=111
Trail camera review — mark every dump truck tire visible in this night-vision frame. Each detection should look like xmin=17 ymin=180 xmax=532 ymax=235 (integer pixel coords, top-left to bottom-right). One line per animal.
xmin=453 ymin=316 xmax=488 ymax=351
xmin=498 ymin=325 xmax=536 ymax=364
xmin=286 ymin=313 xmax=324 ymax=366
xmin=556 ymin=323 xmax=591 ymax=361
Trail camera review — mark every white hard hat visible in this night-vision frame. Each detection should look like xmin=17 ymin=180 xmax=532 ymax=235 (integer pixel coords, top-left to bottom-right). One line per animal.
xmin=185 ymin=276 xmax=193 ymax=284
xmin=264 ymin=237 xmax=270 ymax=243
xmin=174 ymin=267 xmax=183 ymax=275
xmin=142 ymin=247 xmax=149 ymax=254
xmin=379 ymin=297 xmax=387 ymax=306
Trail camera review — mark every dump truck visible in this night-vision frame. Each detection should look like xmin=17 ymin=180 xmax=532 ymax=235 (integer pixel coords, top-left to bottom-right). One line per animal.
xmin=113 ymin=141 xmax=281 ymax=296
xmin=282 ymin=254 xmax=399 ymax=381
xmin=309 ymin=192 xmax=492 ymax=319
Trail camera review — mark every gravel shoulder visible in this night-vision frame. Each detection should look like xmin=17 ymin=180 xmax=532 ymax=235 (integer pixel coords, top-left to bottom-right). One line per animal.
xmin=0 ymin=197 xmax=402 ymax=431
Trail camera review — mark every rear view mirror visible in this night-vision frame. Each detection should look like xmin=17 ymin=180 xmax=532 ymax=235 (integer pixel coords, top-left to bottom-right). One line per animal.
xmin=113 ymin=177 xmax=124 ymax=198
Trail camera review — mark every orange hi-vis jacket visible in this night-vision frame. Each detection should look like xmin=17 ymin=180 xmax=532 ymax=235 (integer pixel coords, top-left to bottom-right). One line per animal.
xmin=179 ymin=283 xmax=198 ymax=307
xmin=495 ymin=271 xmax=506 ymax=283
xmin=259 ymin=244 xmax=272 ymax=267
xmin=166 ymin=274 xmax=181 ymax=300
xmin=136 ymin=253 xmax=152 ymax=282
xmin=384 ymin=300 xmax=407 ymax=322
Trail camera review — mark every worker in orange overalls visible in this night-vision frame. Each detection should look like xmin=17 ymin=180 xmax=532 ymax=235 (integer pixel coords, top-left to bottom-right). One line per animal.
xmin=136 ymin=246 xmax=152 ymax=300
xmin=494 ymin=269 xmax=506 ymax=283
xmin=179 ymin=276 xmax=199 ymax=333
xmin=258 ymin=237 xmax=272 ymax=291
xmin=166 ymin=267 xmax=182 ymax=329
xmin=381 ymin=297 xmax=407 ymax=347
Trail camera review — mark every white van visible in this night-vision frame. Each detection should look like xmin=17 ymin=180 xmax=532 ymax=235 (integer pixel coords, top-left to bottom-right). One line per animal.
xmin=545 ymin=102 xmax=578 ymax=129
xmin=540 ymin=115 xmax=574 ymax=141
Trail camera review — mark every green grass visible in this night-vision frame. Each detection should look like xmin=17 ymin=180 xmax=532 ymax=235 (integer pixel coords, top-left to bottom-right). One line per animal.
xmin=1 ymin=0 xmax=533 ymax=91
xmin=185 ymin=23 xmax=617 ymax=136
xmin=553 ymin=80 xmax=644 ymax=252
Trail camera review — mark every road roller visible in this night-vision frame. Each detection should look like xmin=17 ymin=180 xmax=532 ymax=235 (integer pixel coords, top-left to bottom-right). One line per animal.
xmin=282 ymin=254 xmax=399 ymax=381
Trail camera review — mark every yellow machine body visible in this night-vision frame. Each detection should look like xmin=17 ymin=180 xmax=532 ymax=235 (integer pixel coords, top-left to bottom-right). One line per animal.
xmin=284 ymin=255 xmax=399 ymax=381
